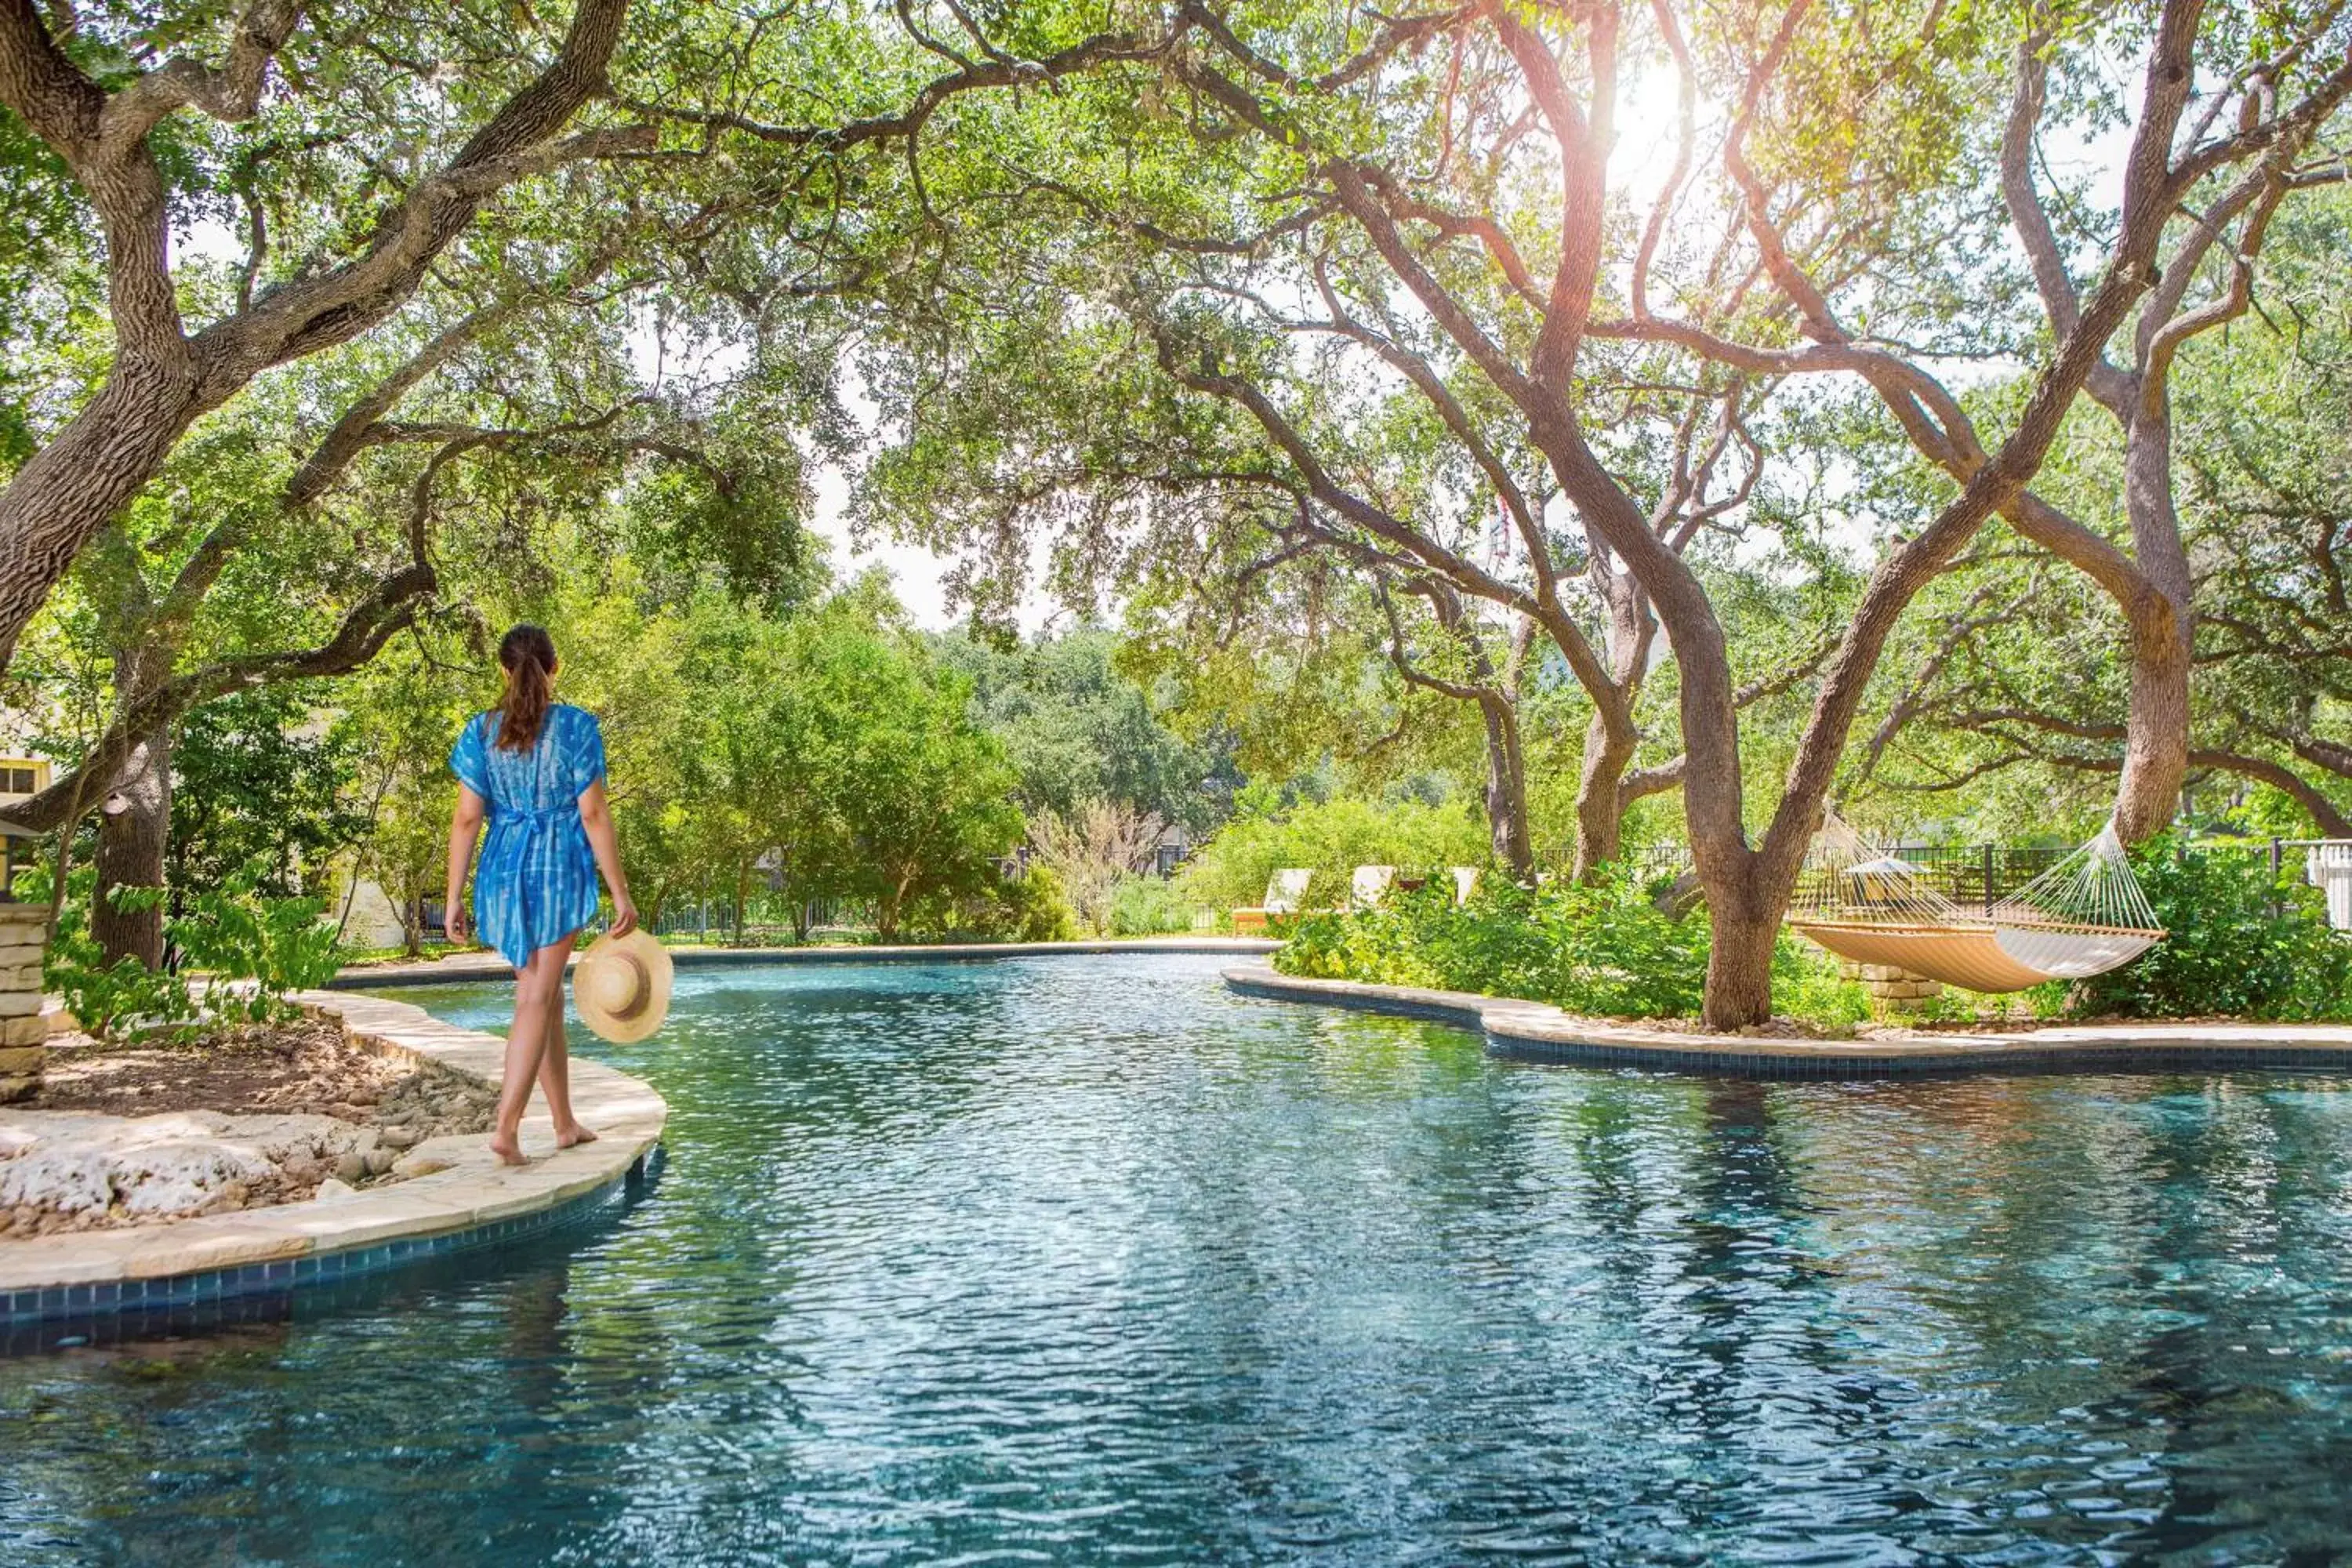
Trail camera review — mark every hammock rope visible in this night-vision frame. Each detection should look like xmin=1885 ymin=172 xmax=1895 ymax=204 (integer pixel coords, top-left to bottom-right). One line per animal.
xmin=1785 ymin=815 xmax=2165 ymax=993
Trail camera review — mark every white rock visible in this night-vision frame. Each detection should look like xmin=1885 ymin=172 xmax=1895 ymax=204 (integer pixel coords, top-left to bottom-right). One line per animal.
xmin=311 ymin=1177 xmax=360 ymax=1203
xmin=0 ymin=1107 xmax=395 ymax=1221
xmin=0 ymin=1144 xmax=114 ymax=1214
xmin=108 ymin=1140 xmax=274 ymax=1216
xmin=388 ymin=1151 xmax=453 ymax=1180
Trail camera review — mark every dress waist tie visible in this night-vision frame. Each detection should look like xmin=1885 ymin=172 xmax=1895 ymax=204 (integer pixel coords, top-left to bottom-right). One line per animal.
xmin=490 ymin=801 xmax=583 ymax=840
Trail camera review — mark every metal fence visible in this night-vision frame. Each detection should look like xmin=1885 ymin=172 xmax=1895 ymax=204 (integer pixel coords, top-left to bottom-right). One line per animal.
xmin=1624 ymin=840 xmax=2071 ymax=909
xmin=648 ymin=893 xmax=875 ymax=946
xmin=1624 ymin=833 xmax=2352 ymax=924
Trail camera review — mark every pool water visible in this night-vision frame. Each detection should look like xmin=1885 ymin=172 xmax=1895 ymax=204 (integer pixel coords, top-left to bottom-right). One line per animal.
xmin=5 ymin=953 xmax=2352 ymax=1565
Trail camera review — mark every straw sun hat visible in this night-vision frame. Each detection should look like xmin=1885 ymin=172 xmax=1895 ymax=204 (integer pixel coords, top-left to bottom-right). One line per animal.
xmin=572 ymin=928 xmax=673 ymax=1044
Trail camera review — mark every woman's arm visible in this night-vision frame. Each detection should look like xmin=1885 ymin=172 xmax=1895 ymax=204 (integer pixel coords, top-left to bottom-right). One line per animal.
xmin=576 ymin=779 xmax=637 ymax=936
xmin=445 ymin=784 xmax=487 ymax=944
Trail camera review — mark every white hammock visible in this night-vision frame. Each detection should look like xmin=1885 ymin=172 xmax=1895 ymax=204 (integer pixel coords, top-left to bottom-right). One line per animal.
xmin=1785 ymin=815 xmax=2165 ymax=993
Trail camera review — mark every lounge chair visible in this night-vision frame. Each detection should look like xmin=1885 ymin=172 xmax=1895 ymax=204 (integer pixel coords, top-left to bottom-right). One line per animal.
xmin=1351 ymin=865 xmax=1396 ymax=909
xmin=1232 ymin=868 xmax=1312 ymax=934
xmin=2310 ymin=842 xmax=2352 ymax=931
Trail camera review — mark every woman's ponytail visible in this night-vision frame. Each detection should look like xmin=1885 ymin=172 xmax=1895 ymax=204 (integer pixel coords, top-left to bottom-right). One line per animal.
xmin=494 ymin=624 xmax=559 ymax=753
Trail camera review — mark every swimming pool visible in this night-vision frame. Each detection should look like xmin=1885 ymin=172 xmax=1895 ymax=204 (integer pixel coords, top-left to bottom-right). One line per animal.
xmin=5 ymin=953 xmax=2350 ymax=1563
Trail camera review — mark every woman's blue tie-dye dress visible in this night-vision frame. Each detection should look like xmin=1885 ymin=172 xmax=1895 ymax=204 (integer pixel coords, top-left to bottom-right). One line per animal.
xmin=448 ymin=703 xmax=608 ymax=968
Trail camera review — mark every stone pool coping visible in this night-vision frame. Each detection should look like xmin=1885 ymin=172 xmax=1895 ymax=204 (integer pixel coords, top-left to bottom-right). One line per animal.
xmin=0 ymin=989 xmax=666 ymax=1322
xmin=1225 ymin=967 xmax=2352 ymax=1078
xmin=332 ymin=934 xmax=1281 ymax=988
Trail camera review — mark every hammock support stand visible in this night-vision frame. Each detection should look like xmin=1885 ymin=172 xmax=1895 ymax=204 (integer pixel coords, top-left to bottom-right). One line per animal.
xmin=1786 ymin=820 xmax=2165 ymax=995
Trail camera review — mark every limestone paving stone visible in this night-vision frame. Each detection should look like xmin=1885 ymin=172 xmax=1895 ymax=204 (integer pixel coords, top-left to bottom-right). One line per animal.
xmin=122 ymin=1220 xmax=314 ymax=1278
xmin=0 ymin=1228 xmax=148 ymax=1286
xmin=267 ymin=1188 xmax=480 ymax=1250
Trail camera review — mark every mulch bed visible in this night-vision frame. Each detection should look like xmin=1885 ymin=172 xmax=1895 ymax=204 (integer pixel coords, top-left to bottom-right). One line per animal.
xmin=35 ymin=1018 xmax=413 ymax=1119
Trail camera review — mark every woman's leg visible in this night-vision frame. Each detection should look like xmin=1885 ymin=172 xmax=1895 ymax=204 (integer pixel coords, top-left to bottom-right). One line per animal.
xmin=535 ymin=952 xmax=596 ymax=1148
xmin=491 ymin=942 xmax=569 ymax=1165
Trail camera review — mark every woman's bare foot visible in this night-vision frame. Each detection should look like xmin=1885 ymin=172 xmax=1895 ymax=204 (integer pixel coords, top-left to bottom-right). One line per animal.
xmin=554 ymin=1123 xmax=599 ymax=1149
xmin=488 ymin=1131 xmax=529 ymax=1167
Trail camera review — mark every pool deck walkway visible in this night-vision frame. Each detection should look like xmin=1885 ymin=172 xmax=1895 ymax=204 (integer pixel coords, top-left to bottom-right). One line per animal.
xmin=334 ymin=935 xmax=1282 ymax=988
xmin=2 ymin=989 xmax=664 ymax=1319
xmin=1226 ymin=968 xmax=2352 ymax=1077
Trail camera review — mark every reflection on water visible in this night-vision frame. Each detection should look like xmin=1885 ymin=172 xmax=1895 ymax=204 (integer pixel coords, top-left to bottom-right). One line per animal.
xmin=4 ymin=954 xmax=2350 ymax=1565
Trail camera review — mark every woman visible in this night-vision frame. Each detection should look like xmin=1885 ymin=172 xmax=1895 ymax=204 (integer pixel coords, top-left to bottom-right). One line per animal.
xmin=445 ymin=625 xmax=639 ymax=1166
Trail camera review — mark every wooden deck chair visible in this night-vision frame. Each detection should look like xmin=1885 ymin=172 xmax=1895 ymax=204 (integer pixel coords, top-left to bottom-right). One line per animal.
xmin=1232 ymin=867 xmax=1312 ymax=934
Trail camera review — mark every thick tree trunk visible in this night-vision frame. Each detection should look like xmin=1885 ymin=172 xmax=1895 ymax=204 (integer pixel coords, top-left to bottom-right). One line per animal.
xmin=1700 ymin=902 xmax=1779 ymax=1033
xmin=1476 ymin=691 xmax=1535 ymax=880
xmin=1571 ymin=709 xmax=1639 ymax=882
xmin=2117 ymin=597 xmax=2191 ymax=842
xmin=91 ymin=724 xmax=172 ymax=969
xmin=2113 ymin=401 xmax=2194 ymax=843
xmin=0 ymin=357 xmax=205 ymax=673
xmin=876 ymin=876 xmax=909 ymax=941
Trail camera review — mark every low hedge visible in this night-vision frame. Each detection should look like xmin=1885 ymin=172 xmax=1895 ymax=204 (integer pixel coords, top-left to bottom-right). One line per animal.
xmin=1273 ymin=875 xmax=1869 ymax=1025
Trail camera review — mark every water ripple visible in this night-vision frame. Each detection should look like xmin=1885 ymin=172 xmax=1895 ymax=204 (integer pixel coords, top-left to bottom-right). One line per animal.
xmin=5 ymin=955 xmax=2352 ymax=1565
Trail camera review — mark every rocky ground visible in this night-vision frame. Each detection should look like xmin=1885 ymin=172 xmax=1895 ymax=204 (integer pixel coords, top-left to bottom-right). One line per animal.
xmin=0 ymin=1019 xmax=496 ymax=1240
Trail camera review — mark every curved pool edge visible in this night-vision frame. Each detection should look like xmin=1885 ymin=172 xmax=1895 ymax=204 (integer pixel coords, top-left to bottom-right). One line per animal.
xmin=328 ymin=935 xmax=1283 ymax=989
xmin=1224 ymin=967 xmax=2352 ymax=1078
xmin=0 ymin=990 xmax=666 ymax=1332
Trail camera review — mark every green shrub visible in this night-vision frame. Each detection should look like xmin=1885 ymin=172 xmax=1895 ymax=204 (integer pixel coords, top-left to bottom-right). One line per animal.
xmin=33 ymin=871 xmax=196 ymax=1040
xmin=30 ymin=857 xmax=339 ymax=1038
xmin=1108 ymin=874 xmax=1196 ymax=936
xmin=1769 ymin=938 xmax=1874 ymax=1029
xmin=902 ymin=863 xmax=1079 ymax=943
xmin=2064 ymin=837 xmax=2352 ymax=1022
xmin=172 ymin=857 xmax=343 ymax=1022
xmin=1000 ymin=864 xmax=1083 ymax=942
xmin=1175 ymin=794 xmax=1490 ymax=915
xmin=1279 ymin=873 xmax=1884 ymax=1026
xmin=1277 ymin=875 xmax=1715 ymax=1018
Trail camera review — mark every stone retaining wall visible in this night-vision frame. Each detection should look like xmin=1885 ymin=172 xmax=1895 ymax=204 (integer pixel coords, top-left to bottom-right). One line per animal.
xmin=0 ymin=906 xmax=46 ymax=1104
xmin=1838 ymin=958 xmax=1944 ymax=1009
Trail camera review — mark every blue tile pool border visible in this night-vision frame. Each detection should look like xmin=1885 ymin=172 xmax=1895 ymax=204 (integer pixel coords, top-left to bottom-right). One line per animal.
xmin=1 ymin=1148 xmax=659 ymax=1338
xmin=1223 ymin=969 xmax=2352 ymax=1080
